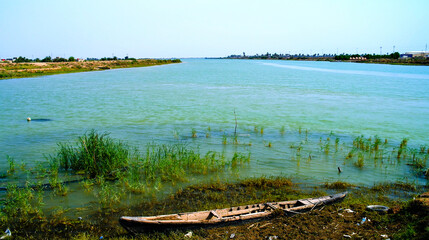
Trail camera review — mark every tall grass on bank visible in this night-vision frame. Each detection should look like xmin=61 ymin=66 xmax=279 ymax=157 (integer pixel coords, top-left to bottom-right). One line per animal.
xmin=48 ymin=130 xmax=251 ymax=196
xmin=135 ymin=143 xmax=249 ymax=183
xmin=51 ymin=130 xmax=129 ymax=179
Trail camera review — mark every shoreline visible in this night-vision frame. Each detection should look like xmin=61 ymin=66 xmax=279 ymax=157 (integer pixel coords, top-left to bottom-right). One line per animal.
xmin=0 ymin=59 xmax=181 ymax=80
xmin=0 ymin=130 xmax=427 ymax=238
xmin=220 ymin=57 xmax=429 ymax=66
xmin=1 ymin=176 xmax=427 ymax=239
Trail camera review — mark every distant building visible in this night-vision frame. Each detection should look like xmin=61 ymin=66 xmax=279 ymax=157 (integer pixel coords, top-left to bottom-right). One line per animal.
xmin=400 ymin=51 xmax=429 ymax=58
xmin=350 ymin=56 xmax=367 ymax=60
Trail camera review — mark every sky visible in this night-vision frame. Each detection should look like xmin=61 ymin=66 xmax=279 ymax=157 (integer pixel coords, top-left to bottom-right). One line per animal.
xmin=1 ymin=0 xmax=428 ymax=59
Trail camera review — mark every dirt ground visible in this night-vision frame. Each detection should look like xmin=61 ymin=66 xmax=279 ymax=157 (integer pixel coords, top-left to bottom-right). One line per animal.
xmin=193 ymin=205 xmax=397 ymax=240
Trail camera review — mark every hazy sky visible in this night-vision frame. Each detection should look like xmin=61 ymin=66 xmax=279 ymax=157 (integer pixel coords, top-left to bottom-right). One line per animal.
xmin=1 ymin=0 xmax=428 ymax=58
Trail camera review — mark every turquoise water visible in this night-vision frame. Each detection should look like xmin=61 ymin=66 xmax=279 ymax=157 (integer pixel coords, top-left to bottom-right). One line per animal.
xmin=1 ymin=59 xmax=428 ymax=187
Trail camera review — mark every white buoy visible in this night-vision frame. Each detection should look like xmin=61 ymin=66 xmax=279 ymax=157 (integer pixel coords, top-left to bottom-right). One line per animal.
xmin=27 ymin=117 xmax=31 ymax=121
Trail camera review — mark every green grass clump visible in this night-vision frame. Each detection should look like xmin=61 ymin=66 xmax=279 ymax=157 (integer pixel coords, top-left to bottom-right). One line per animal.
xmin=0 ymin=183 xmax=43 ymax=222
xmin=354 ymin=153 xmax=365 ymax=168
xmin=51 ymin=130 xmax=129 ymax=179
xmin=323 ymin=181 xmax=354 ymax=190
xmin=7 ymin=155 xmax=15 ymax=175
xmin=137 ymin=143 xmax=247 ymax=182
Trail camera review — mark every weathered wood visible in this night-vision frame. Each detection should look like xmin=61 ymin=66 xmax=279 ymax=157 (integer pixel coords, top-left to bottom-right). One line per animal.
xmin=264 ymin=203 xmax=278 ymax=210
xmin=119 ymin=192 xmax=347 ymax=234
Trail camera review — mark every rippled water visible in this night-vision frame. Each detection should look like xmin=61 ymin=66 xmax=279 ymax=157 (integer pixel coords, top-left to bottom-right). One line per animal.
xmin=1 ymin=59 xmax=428 ymax=187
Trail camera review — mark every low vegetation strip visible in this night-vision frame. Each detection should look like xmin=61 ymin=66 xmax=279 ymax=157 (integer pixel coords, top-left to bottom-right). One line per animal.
xmin=0 ymin=59 xmax=181 ymax=80
xmin=1 ymin=177 xmax=427 ymax=239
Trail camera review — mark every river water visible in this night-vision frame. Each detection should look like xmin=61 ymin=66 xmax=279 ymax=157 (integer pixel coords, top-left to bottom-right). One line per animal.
xmin=1 ymin=59 xmax=428 ymax=187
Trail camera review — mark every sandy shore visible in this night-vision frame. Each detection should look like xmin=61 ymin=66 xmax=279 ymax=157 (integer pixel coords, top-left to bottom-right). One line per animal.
xmin=0 ymin=59 xmax=181 ymax=79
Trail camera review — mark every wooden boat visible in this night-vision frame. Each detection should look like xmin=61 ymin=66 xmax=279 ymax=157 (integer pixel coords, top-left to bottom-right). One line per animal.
xmin=119 ymin=192 xmax=347 ymax=233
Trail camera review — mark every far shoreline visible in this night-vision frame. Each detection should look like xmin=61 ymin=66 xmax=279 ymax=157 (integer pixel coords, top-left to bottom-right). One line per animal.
xmin=218 ymin=57 xmax=429 ymax=66
xmin=0 ymin=59 xmax=181 ymax=80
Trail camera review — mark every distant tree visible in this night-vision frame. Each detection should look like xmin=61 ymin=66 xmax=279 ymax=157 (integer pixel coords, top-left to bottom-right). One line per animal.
xmin=15 ymin=56 xmax=31 ymax=63
xmin=42 ymin=56 xmax=52 ymax=62
xmin=390 ymin=52 xmax=400 ymax=59
xmin=68 ymin=56 xmax=75 ymax=62
xmin=334 ymin=54 xmax=350 ymax=60
xmin=113 ymin=56 xmax=118 ymax=60
xmin=53 ymin=57 xmax=68 ymax=62
xmin=34 ymin=58 xmax=40 ymax=62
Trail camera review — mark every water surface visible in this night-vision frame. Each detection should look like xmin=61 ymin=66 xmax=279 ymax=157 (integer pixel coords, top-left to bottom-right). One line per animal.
xmin=1 ymin=59 xmax=428 ymax=187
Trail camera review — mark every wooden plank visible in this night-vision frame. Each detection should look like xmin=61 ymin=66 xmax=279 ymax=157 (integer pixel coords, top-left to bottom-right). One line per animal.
xmin=210 ymin=210 xmax=220 ymax=219
xmin=265 ymin=203 xmax=278 ymax=210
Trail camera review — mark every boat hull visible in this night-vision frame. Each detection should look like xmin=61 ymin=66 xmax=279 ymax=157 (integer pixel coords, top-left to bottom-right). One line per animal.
xmin=119 ymin=192 xmax=347 ymax=234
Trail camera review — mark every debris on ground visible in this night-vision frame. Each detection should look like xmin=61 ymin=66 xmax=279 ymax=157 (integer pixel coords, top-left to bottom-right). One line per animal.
xmin=0 ymin=229 xmax=11 ymax=239
xmin=184 ymin=231 xmax=193 ymax=238
xmin=343 ymin=209 xmax=354 ymax=213
xmin=415 ymin=191 xmax=429 ymax=206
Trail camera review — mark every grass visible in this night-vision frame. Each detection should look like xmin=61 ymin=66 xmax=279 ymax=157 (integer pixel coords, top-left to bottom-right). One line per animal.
xmin=1 ymin=128 xmax=428 ymax=238
xmin=354 ymin=153 xmax=365 ymax=168
xmin=51 ymin=130 xmax=129 ymax=179
xmin=2 ymin=176 xmax=427 ymax=239
xmin=6 ymin=155 xmax=15 ymax=175
xmin=138 ymin=143 xmax=243 ymax=182
xmin=323 ymin=181 xmax=355 ymax=190
xmin=0 ymin=59 xmax=181 ymax=80
xmin=280 ymin=126 xmax=285 ymax=135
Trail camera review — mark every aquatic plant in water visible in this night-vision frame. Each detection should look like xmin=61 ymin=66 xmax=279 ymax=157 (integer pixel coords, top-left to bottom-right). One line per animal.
xmin=51 ymin=130 xmax=129 ymax=179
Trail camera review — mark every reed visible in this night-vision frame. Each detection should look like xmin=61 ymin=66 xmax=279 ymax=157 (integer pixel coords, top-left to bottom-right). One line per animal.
xmin=51 ymin=130 xmax=129 ymax=179
xmin=191 ymin=128 xmax=197 ymax=138
xmin=173 ymin=129 xmax=180 ymax=140
xmin=420 ymin=145 xmax=427 ymax=154
xmin=222 ymin=134 xmax=227 ymax=145
xmin=280 ymin=126 xmax=285 ymax=135
xmin=7 ymin=155 xmax=15 ymax=175
xmin=233 ymin=135 xmax=239 ymax=145
xmin=323 ymin=141 xmax=330 ymax=155
xmin=373 ymin=136 xmax=381 ymax=151
xmin=137 ymin=143 xmax=245 ymax=182
xmin=400 ymin=138 xmax=408 ymax=149
xmin=1 ymin=182 xmax=42 ymax=221
xmin=335 ymin=137 xmax=340 ymax=151
xmin=354 ymin=153 xmax=365 ymax=168
xmin=323 ymin=181 xmax=354 ymax=190
xmin=230 ymin=152 xmax=250 ymax=168
xmin=97 ymin=179 xmax=123 ymax=208
xmin=397 ymin=148 xmax=403 ymax=159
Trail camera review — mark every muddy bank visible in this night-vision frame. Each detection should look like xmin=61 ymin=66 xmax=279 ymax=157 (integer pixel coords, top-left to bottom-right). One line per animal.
xmin=1 ymin=177 xmax=427 ymax=239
